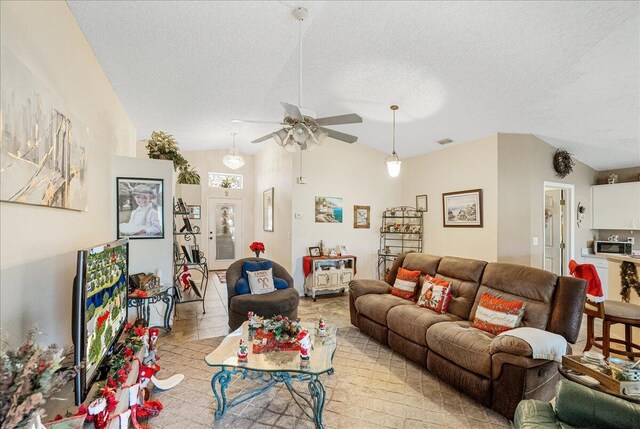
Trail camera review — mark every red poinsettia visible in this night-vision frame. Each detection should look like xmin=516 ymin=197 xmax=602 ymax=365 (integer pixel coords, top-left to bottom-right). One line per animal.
xmin=133 ymin=327 xmax=146 ymax=338
xmin=250 ymin=241 xmax=265 ymax=252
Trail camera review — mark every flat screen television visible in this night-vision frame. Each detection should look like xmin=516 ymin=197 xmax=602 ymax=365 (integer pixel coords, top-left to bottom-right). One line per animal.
xmin=72 ymin=238 xmax=129 ymax=405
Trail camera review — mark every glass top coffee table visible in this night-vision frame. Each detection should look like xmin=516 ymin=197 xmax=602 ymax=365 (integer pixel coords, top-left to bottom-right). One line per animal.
xmin=205 ymin=321 xmax=337 ymax=429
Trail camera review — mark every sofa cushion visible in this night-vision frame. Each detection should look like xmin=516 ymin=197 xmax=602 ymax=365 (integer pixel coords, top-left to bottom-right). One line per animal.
xmin=230 ymin=287 xmax=299 ymax=316
xmin=416 ymin=275 xmax=452 ymax=313
xmin=472 ymin=292 xmax=526 ymax=335
xmin=435 ymin=256 xmax=488 ymax=320
xmin=387 ymin=305 xmax=462 ymax=346
xmin=354 ymin=293 xmax=413 ymax=325
xmin=391 ymin=267 xmax=421 ymax=300
xmin=402 ymin=253 xmax=440 ymax=276
xmin=426 ymin=321 xmax=495 ymax=378
xmin=242 ymin=260 xmax=273 ymax=281
xmin=471 ymin=263 xmax=558 ymax=330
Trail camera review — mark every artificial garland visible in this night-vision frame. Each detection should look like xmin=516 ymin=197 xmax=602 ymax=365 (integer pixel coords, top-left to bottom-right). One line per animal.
xmin=553 ymin=149 xmax=574 ymax=178
xmin=620 ymin=261 xmax=640 ymax=303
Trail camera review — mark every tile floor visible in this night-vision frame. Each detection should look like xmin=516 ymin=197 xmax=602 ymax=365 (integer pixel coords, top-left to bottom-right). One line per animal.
xmin=152 ymin=271 xmax=598 ymax=429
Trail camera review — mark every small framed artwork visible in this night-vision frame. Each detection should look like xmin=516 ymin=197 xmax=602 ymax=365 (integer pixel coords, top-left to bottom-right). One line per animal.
xmin=309 ymin=247 xmax=321 ymax=257
xmin=117 ymin=177 xmax=164 ymax=239
xmin=416 ymin=195 xmax=428 ymax=212
xmin=263 ymin=187 xmax=274 ymax=232
xmin=339 ymin=245 xmax=348 ymax=256
xmin=442 ymin=189 xmax=483 ymax=228
xmin=187 ymin=205 xmax=201 ymax=219
xmin=353 ymin=205 xmax=370 ymax=229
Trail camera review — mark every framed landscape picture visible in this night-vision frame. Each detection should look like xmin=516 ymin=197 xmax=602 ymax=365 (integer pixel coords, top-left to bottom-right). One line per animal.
xmin=416 ymin=195 xmax=428 ymax=212
xmin=117 ymin=177 xmax=164 ymax=239
xmin=353 ymin=205 xmax=370 ymax=229
xmin=315 ymin=196 xmax=343 ymax=223
xmin=442 ymin=189 xmax=483 ymax=228
xmin=263 ymin=187 xmax=274 ymax=232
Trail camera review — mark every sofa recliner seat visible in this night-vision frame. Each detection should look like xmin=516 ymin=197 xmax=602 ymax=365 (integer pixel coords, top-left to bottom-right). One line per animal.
xmin=349 ymin=252 xmax=587 ymax=420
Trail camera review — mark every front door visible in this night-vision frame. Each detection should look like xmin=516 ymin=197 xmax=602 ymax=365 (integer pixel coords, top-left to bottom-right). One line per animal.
xmin=544 ymin=189 xmax=567 ymax=275
xmin=208 ymin=198 xmax=243 ymax=270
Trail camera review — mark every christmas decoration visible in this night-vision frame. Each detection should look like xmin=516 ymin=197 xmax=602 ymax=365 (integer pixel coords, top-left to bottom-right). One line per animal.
xmin=88 ymin=398 xmax=109 ymax=429
xmin=0 ymin=328 xmax=76 ymax=429
xmin=620 ymin=261 xmax=640 ymax=302
xmin=552 ymin=149 xmax=574 ymax=178
xmin=249 ymin=314 xmax=302 ymax=353
xmin=249 ymin=241 xmax=265 ymax=257
xmin=236 ymin=339 xmax=248 ymax=361
xmin=318 ymin=317 xmax=326 ymax=336
xmin=297 ymin=330 xmax=312 ymax=360
xmin=180 ymin=265 xmax=193 ymax=291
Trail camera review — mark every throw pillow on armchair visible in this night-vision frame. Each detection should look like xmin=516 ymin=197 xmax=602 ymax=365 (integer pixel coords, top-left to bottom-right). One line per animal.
xmin=247 ymin=268 xmax=276 ymax=294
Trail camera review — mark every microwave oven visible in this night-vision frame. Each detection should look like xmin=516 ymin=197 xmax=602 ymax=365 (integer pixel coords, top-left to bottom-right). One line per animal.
xmin=594 ymin=241 xmax=632 ymax=255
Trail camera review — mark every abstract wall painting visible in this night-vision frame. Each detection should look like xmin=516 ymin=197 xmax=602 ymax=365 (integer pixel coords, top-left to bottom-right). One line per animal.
xmin=1 ymin=46 xmax=88 ymax=211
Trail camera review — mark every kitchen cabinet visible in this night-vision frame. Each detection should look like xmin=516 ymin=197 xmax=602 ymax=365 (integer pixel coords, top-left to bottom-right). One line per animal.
xmin=580 ymin=255 xmax=609 ymax=299
xmin=591 ymin=182 xmax=640 ymax=230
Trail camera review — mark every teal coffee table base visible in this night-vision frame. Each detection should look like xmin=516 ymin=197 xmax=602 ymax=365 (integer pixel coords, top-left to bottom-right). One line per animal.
xmin=211 ymin=367 xmax=333 ymax=428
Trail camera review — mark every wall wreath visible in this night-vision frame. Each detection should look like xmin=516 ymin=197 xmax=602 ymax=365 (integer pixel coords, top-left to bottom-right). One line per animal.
xmin=553 ymin=149 xmax=574 ymax=178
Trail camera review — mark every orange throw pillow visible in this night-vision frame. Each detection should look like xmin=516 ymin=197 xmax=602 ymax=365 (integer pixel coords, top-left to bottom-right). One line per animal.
xmin=416 ymin=275 xmax=452 ymax=313
xmin=391 ymin=267 xmax=421 ymax=301
xmin=472 ymin=292 xmax=526 ymax=335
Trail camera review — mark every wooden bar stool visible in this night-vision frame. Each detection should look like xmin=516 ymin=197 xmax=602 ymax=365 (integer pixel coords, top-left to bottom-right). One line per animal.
xmin=584 ymin=300 xmax=640 ymax=359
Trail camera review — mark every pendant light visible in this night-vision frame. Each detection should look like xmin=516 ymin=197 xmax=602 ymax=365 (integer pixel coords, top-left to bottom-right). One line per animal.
xmin=386 ymin=105 xmax=401 ymax=177
xmin=223 ymin=133 xmax=245 ymax=170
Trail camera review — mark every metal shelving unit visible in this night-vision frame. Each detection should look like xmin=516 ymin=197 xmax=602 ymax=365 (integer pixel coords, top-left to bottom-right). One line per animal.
xmin=377 ymin=206 xmax=423 ymax=280
xmin=173 ymin=200 xmax=209 ymax=314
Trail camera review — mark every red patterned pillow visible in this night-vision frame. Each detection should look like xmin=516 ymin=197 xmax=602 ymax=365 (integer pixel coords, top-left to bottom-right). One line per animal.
xmin=472 ymin=293 xmax=526 ymax=335
xmin=391 ymin=267 xmax=421 ymax=301
xmin=416 ymin=275 xmax=452 ymax=313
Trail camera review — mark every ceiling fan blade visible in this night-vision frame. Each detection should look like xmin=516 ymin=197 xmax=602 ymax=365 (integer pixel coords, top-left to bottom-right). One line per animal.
xmin=314 ymin=113 xmax=363 ymax=126
xmin=281 ymin=102 xmax=303 ymax=121
xmin=320 ymin=127 xmax=358 ymax=144
xmin=231 ymin=119 xmax=284 ymax=124
xmin=251 ymin=134 xmax=274 ymax=144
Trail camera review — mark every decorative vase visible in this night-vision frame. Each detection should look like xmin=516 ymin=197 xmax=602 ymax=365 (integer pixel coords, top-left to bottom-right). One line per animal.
xmin=254 ymin=251 xmax=261 ymax=258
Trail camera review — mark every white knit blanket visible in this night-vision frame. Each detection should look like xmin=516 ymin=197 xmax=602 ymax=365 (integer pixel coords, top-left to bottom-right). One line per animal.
xmin=498 ymin=327 xmax=567 ymax=363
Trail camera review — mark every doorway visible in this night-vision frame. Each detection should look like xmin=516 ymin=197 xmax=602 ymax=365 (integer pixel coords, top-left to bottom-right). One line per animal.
xmin=543 ymin=182 xmax=574 ymax=276
xmin=208 ymin=197 xmax=243 ymax=270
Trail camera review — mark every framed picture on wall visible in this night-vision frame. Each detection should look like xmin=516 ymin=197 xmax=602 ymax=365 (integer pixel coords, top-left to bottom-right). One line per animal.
xmin=442 ymin=189 xmax=483 ymax=228
xmin=416 ymin=195 xmax=428 ymax=212
xmin=263 ymin=187 xmax=274 ymax=232
xmin=116 ymin=177 xmax=164 ymax=239
xmin=353 ymin=205 xmax=370 ymax=229
xmin=187 ymin=205 xmax=201 ymax=219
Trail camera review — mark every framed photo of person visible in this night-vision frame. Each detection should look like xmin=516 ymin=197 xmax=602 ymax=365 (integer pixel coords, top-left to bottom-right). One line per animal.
xmin=442 ymin=189 xmax=483 ymax=228
xmin=117 ymin=177 xmax=164 ymax=239
xmin=416 ymin=195 xmax=428 ymax=212
xmin=263 ymin=187 xmax=274 ymax=232
xmin=353 ymin=205 xmax=370 ymax=229
xmin=308 ymin=247 xmax=321 ymax=257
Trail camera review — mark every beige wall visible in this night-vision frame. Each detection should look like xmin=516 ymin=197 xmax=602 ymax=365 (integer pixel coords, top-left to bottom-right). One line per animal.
xmin=402 ymin=135 xmax=499 ymax=262
xmin=291 ymin=140 xmax=402 ymax=292
xmin=180 ymin=149 xmax=255 ymax=269
xmin=0 ymin=2 xmax=136 ymax=346
xmin=253 ymin=144 xmax=294 ymax=272
xmin=596 ymin=166 xmax=640 ymax=184
xmin=497 ymin=134 xmax=598 ymax=269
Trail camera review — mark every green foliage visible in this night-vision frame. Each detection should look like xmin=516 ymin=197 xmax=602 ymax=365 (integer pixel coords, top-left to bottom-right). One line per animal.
xmin=220 ymin=176 xmax=239 ymax=188
xmin=86 ymin=304 xmax=96 ymax=321
xmin=145 ymin=131 xmax=201 ymax=185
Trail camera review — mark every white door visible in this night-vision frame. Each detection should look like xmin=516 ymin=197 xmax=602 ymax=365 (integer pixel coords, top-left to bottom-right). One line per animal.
xmin=208 ymin=198 xmax=243 ymax=270
xmin=544 ymin=188 xmax=568 ymax=275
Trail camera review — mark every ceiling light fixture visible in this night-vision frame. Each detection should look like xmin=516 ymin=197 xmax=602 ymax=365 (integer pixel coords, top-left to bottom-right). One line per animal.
xmin=386 ymin=105 xmax=401 ymax=177
xmin=223 ymin=133 xmax=245 ymax=170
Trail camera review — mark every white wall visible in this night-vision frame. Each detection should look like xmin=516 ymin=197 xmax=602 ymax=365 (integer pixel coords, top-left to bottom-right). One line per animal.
xmin=0 ymin=2 xmax=136 ymax=347
xmin=253 ymin=144 xmax=294 ymax=272
xmin=401 ymin=135 xmax=499 ymax=261
xmin=291 ymin=140 xmax=402 ymax=293
xmin=180 ymin=149 xmax=255 ymax=269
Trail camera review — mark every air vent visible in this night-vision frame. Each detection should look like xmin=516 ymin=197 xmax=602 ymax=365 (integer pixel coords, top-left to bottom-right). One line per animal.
xmin=438 ymin=138 xmax=453 ymax=145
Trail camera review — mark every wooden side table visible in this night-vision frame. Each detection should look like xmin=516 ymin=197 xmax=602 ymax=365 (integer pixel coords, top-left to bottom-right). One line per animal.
xmin=302 ymin=255 xmax=356 ymax=301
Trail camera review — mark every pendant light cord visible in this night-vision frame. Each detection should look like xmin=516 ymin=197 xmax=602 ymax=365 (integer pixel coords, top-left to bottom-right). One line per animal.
xmin=298 ymin=17 xmax=302 ymax=107
xmin=392 ymin=108 xmax=396 ymax=155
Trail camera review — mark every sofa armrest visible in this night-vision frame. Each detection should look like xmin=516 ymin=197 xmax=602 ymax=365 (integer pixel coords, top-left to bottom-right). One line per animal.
xmin=349 ymin=279 xmax=391 ymax=300
xmin=513 ymin=400 xmax=561 ymax=429
xmin=490 ymin=336 xmax=533 ymax=357
xmin=491 ymin=352 xmax=557 ymax=380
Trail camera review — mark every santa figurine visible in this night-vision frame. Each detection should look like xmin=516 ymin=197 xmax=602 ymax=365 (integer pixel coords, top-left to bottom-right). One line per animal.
xmin=149 ymin=328 xmax=159 ymax=351
xmin=236 ymin=339 xmax=248 ymax=361
xmin=297 ymin=329 xmax=313 ymax=360
xmin=180 ymin=266 xmax=192 ymax=292
xmin=318 ymin=317 xmax=326 ymax=336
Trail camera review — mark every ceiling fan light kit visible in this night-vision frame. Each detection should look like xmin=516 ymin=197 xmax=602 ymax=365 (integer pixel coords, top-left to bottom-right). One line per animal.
xmin=386 ymin=105 xmax=402 ymax=178
xmin=222 ymin=133 xmax=245 ymax=170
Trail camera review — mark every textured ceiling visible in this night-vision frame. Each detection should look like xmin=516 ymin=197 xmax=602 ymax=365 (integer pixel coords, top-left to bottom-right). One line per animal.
xmin=67 ymin=1 xmax=639 ymax=170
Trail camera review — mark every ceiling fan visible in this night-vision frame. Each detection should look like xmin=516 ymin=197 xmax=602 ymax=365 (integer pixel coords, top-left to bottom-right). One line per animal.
xmin=231 ymin=7 xmax=362 ymax=152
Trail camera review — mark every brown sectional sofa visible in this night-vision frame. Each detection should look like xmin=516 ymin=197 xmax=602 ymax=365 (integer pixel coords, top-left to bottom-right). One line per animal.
xmin=349 ymin=253 xmax=587 ymax=419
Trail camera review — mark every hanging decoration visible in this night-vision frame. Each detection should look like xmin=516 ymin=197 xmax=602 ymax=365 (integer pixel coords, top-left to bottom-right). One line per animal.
xmin=222 ymin=133 xmax=245 ymax=170
xmin=620 ymin=261 xmax=640 ymax=302
xmin=385 ymin=105 xmax=401 ymax=177
xmin=552 ymin=149 xmax=574 ymax=178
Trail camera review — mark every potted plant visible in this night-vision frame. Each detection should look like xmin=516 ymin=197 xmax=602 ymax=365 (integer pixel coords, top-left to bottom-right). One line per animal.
xmin=145 ymin=131 xmax=200 ymax=185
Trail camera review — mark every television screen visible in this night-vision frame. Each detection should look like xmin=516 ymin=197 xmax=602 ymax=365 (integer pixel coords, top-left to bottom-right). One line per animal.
xmin=73 ymin=238 xmax=129 ymax=404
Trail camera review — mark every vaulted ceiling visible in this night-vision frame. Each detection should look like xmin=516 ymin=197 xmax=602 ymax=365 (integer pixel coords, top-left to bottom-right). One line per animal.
xmin=68 ymin=1 xmax=639 ymax=170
